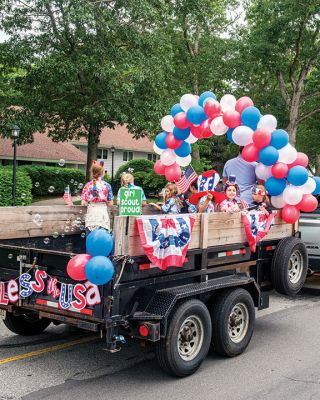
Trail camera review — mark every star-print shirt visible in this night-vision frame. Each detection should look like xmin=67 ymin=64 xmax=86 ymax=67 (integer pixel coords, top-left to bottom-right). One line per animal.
xmin=161 ymin=197 xmax=181 ymax=214
xmin=198 ymin=195 xmax=215 ymax=213
xmin=81 ymin=178 xmax=113 ymax=203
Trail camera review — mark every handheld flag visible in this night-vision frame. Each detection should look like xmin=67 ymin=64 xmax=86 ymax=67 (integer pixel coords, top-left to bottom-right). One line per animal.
xmin=176 ymin=166 xmax=198 ymax=194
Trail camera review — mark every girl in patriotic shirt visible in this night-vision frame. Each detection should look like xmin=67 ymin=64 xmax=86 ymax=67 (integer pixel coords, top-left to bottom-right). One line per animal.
xmin=116 ymin=172 xmax=147 ymax=206
xmin=249 ymin=185 xmax=272 ymax=215
xmin=150 ymin=183 xmax=182 ymax=214
xmin=81 ymin=161 xmax=113 ymax=232
xmin=219 ymin=178 xmax=248 ymax=213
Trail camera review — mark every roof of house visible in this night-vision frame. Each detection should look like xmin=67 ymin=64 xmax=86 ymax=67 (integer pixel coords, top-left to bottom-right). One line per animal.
xmin=0 ymin=132 xmax=87 ymax=163
xmin=73 ymin=124 xmax=154 ymax=152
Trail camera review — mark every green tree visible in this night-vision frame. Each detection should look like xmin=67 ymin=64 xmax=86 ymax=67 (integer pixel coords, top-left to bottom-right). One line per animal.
xmin=0 ymin=0 xmax=174 ymax=178
xmin=242 ymin=0 xmax=320 ymax=145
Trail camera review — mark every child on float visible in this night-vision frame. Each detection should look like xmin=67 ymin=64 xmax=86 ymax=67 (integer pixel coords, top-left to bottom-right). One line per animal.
xmin=219 ymin=176 xmax=248 ymax=213
xmin=116 ymin=171 xmax=147 ymax=207
xmin=81 ymin=161 xmax=114 ymax=232
xmin=188 ymin=171 xmax=222 ymax=213
xmin=150 ymin=183 xmax=182 ymax=214
xmin=248 ymin=184 xmax=272 ymax=215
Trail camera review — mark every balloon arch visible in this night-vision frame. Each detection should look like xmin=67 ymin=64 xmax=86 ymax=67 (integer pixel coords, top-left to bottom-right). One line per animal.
xmin=152 ymin=91 xmax=320 ymax=223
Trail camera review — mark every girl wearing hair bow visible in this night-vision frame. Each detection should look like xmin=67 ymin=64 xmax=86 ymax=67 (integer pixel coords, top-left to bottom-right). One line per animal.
xmin=249 ymin=185 xmax=272 ymax=215
xmin=81 ymin=161 xmax=114 ymax=232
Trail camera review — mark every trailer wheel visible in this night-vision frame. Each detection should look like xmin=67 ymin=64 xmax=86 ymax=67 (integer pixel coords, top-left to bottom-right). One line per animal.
xmin=3 ymin=312 xmax=51 ymax=336
xmin=271 ymin=237 xmax=308 ymax=296
xmin=155 ymin=299 xmax=211 ymax=377
xmin=211 ymin=288 xmax=255 ymax=357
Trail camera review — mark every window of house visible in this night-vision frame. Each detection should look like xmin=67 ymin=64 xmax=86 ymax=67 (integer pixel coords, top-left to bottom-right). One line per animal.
xmin=123 ymin=151 xmax=133 ymax=161
xmin=97 ymin=148 xmax=108 ymax=159
xmin=147 ymin=153 xmax=158 ymax=162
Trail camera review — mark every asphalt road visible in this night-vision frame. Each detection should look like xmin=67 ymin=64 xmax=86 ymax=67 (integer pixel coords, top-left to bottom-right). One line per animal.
xmin=1 ymin=287 xmax=320 ymax=400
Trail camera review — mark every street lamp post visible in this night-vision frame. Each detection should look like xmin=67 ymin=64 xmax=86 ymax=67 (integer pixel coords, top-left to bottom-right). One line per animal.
xmin=11 ymin=125 xmax=20 ymax=206
xmin=111 ymin=146 xmax=115 ymax=184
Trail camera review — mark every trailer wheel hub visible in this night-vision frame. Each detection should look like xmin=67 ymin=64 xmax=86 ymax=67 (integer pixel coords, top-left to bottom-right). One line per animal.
xmin=288 ymin=250 xmax=303 ymax=284
xmin=177 ymin=315 xmax=204 ymax=361
xmin=228 ymin=303 xmax=249 ymax=344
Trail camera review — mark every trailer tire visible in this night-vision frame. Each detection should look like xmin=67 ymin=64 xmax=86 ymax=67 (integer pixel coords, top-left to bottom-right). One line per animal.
xmin=3 ymin=312 xmax=51 ymax=336
xmin=155 ymin=299 xmax=211 ymax=377
xmin=211 ymin=288 xmax=255 ymax=357
xmin=271 ymin=237 xmax=308 ymax=296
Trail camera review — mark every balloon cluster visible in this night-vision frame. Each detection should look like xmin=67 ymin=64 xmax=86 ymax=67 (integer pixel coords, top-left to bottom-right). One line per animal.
xmin=153 ymin=91 xmax=320 ymax=223
xmin=67 ymin=229 xmax=115 ymax=285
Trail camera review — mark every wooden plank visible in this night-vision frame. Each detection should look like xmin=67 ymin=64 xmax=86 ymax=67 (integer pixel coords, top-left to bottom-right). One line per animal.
xmin=200 ymin=213 xmax=208 ymax=249
xmin=113 ymin=216 xmax=129 ymax=255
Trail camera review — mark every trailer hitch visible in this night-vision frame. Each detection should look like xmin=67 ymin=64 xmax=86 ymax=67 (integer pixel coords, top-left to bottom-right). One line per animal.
xmin=105 ymin=315 xmax=128 ymax=352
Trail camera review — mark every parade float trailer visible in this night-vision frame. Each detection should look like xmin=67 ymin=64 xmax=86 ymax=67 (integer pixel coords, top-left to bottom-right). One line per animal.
xmin=0 ymin=205 xmax=307 ymax=377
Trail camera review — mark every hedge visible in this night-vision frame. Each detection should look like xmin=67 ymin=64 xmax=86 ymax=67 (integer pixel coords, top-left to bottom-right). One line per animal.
xmin=0 ymin=168 xmax=32 ymax=206
xmin=19 ymin=166 xmax=86 ymax=196
xmin=114 ymin=159 xmax=166 ymax=196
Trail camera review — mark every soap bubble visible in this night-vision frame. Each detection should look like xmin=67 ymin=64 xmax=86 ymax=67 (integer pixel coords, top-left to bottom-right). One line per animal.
xmin=48 ymin=186 xmax=55 ymax=193
xmin=74 ymin=181 xmax=78 ymax=186
xmin=21 ymin=193 xmax=26 ymax=199
xmin=34 ymin=182 xmax=40 ymax=188
xmin=58 ymin=159 xmax=65 ymax=167
xmin=55 ymin=170 xmax=60 ymax=175
xmin=81 ymin=232 xmax=86 ymax=238
xmin=43 ymin=237 xmax=50 ymax=245
xmin=8 ymin=254 xmax=13 ymax=259
xmin=53 ymin=232 xmax=59 ymax=239
xmin=78 ymin=183 xmax=83 ymax=189
xmin=32 ymin=214 xmax=43 ymax=227
xmin=70 ymin=179 xmax=74 ymax=184
xmin=80 ymin=225 xmax=85 ymax=231
xmin=61 ymin=233 xmax=65 ymax=238
xmin=64 ymin=226 xmax=70 ymax=233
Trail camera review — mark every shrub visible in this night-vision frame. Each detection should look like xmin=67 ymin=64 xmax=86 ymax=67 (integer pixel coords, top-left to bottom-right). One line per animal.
xmin=113 ymin=159 xmax=166 ymax=197
xmin=0 ymin=168 xmax=32 ymax=206
xmin=20 ymin=166 xmax=85 ymax=196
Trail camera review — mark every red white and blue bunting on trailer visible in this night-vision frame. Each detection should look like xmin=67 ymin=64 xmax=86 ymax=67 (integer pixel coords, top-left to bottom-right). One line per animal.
xmin=152 ymin=91 xmax=320 ymax=223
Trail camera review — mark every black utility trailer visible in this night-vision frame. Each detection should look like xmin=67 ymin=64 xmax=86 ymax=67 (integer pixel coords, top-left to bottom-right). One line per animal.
xmin=0 ymin=206 xmax=308 ymax=376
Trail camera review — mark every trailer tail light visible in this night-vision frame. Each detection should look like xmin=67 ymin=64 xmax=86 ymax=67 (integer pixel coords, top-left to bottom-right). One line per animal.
xmin=137 ymin=322 xmax=160 ymax=341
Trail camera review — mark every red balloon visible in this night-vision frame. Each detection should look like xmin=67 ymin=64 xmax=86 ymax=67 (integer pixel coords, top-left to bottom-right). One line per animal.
xmin=242 ymin=143 xmax=260 ymax=162
xmin=288 ymin=152 xmax=309 ymax=168
xmin=281 ymin=204 xmax=300 ymax=224
xmin=165 ymin=163 xmax=181 ymax=182
xmin=165 ymin=132 xmax=182 ymax=149
xmin=298 ymin=194 xmax=318 ymax=212
xmin=222 ymin=110 xmax=241 ymax=128
xmin=154 ymin=160 xmax=166 ymax=175
xmin=67 ymin=254 xmax=91 ymax=281
xmin=174 ymin=112 xmax=190 ymax=129
xmin=252 ymin=128 xmax=272 ymax=149
xmin=200 ymin=118 xmax=213 ymax=138
xmin=190 ymin=124 xmax=203 ymax=139
xmin=271 ymin=162 xmax=289 ymax=179
xmin=235 ymin=96 xmax=254 ymax=113
xmin=204 ymin=99 xmax=221 ymax=118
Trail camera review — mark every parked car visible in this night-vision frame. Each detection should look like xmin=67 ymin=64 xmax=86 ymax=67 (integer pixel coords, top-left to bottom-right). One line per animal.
xmin=300 ymin=210 xmax=320 ymax=272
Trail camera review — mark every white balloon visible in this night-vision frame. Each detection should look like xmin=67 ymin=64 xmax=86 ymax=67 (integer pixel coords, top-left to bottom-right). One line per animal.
xmin=180 ymin=94 xmax=198 ymax=112
xmin=185 ymin=133 xmax=198 ymax=144
xmin=257 ymin=114 xmax=277 ymax=131
xmin=278 ymin=143 xmax=297 ymax=164
xmin=283 ymin=184 xmax=303 ymax=205
xmin=220 ymin=94 xmax=237 ymax=112
xmin=161 ymin=115 xmax=175 ymax=132
xmin=271 ymin=194 xmax=286 ymax=209
xmin=297 ymin=177 xmax=317 ymax=194
xmin=160 ymin=149 xmax=176 ymax=166
xmin=232 ymin=125 xmax=254 ymax=146
xmin=176 ymin=154 xmax=192 ymax=167
xmin=210 ymin=116 xmax=229 ymax=136
xmin=255 ymin=163 xmax=273 ymax=180
xmin=153 ymin=142 xmax=164 ymax=155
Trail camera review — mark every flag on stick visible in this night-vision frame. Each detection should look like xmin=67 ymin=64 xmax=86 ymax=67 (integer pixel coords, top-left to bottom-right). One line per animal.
xmin=176 ymin=166 xmax=198 ymax=194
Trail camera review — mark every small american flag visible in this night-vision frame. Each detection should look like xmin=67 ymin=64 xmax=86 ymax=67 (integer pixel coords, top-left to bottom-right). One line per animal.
xmin=176 ymin=166 xmax=198 ymax=194
xmin=63 ymin=185 xmax=73 ymax=206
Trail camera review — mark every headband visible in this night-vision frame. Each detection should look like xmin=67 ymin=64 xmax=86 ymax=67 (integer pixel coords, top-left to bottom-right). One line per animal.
xmin=251 ymin=186 xmax=267 ymax=196
xmin=92 ymin=160 xmax=105 ymax=167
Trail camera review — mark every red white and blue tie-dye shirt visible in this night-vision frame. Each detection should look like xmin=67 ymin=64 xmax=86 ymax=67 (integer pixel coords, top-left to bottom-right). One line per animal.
xmin=81 ymin=178 xmax=113 ymax=203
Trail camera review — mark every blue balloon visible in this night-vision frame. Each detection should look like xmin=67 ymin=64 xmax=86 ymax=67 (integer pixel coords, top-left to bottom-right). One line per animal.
xmin=85 ymin=256 xmax=114 ymax=285
xmin=258 ymin=146 xmax=279 ymax=166
xmin=173 ymin=126 xmax=190 ymax=140
xmin=312 ymin=177 xmax=320 ymax=195
xmin=155 ymin=132 xmax=168 ymax=149
xmin=241 ymin=106 xmax=261 ymax=130
xmin=287 ymin=165 xmax=308 ymax=186
xmin=171 ymin=103 xmax=183 ymax=117
xmin=270 ymin=129 xmax=289 ymax=149
xmin=265 ymin=177 xmax=287 ymax=196
xmin=174 ymin=141 xmax=191 ymax=157
xmin=86 ymin=229 xmax=114 ymax=257
xmin=227 ymin=128 xmax=234 ymax=143
xmin=186 ymin=105 xmax=207 ymax=125
xmin=198 ymin=91 xmax=217 ymax=107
